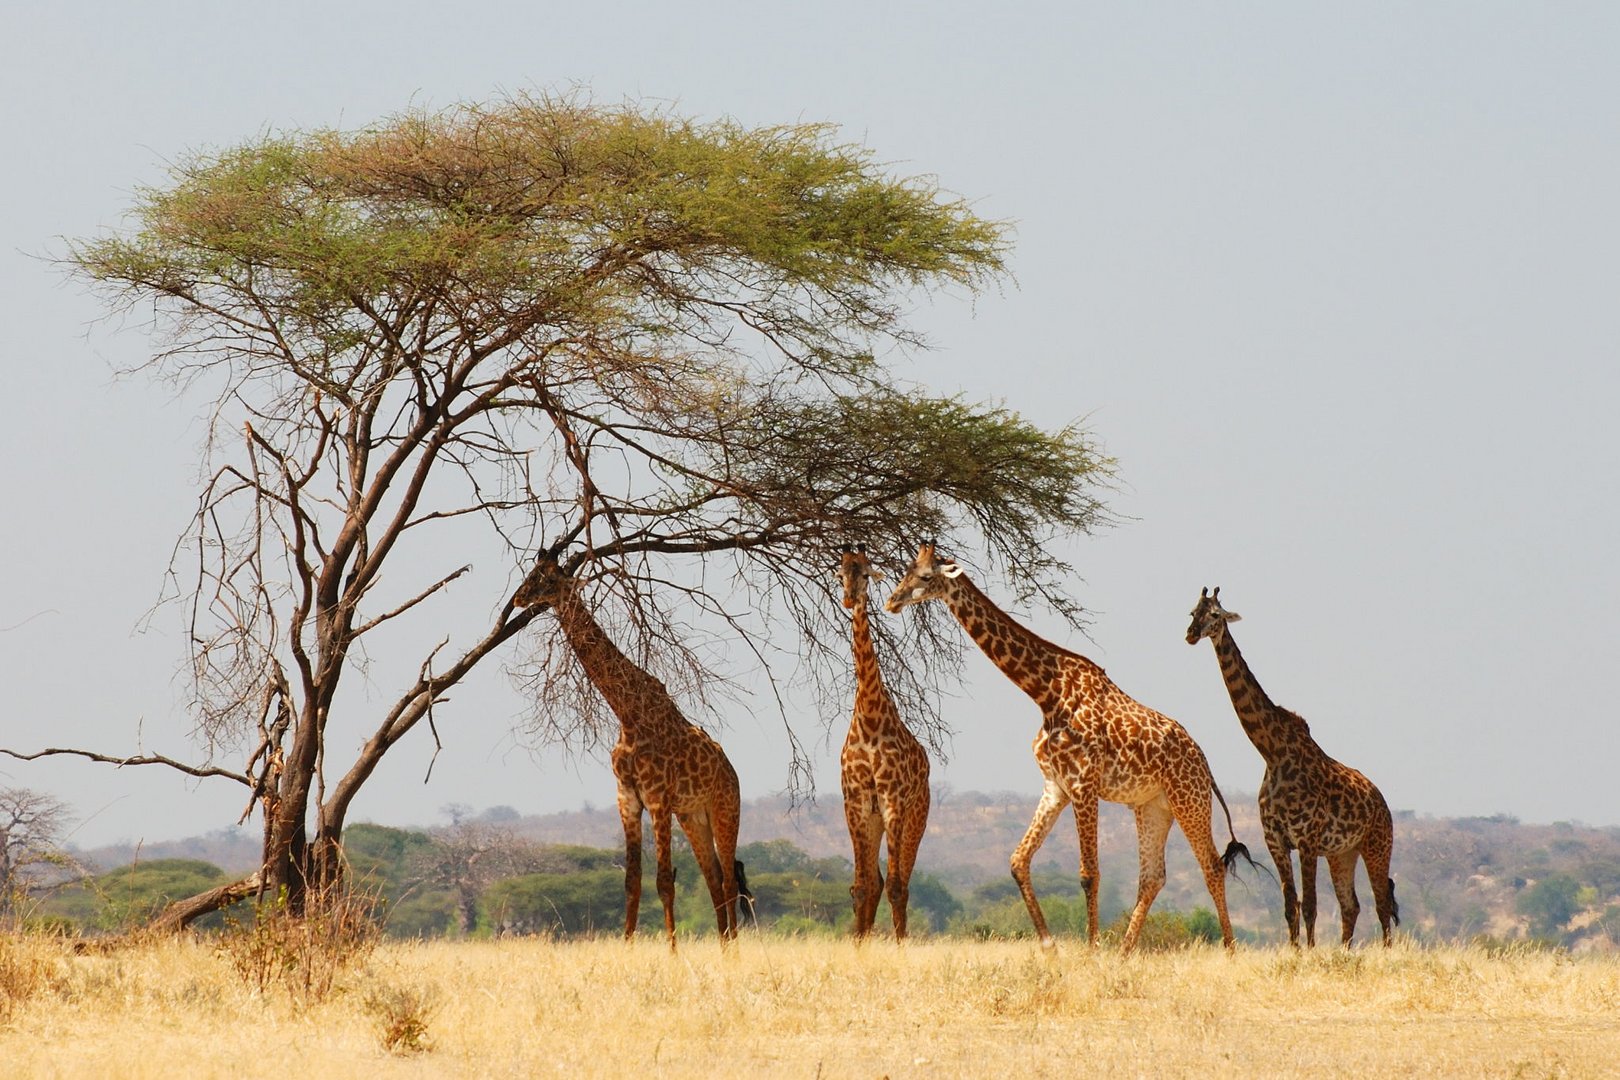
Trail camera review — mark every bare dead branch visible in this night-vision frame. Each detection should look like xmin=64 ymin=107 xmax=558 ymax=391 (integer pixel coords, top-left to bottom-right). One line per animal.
xmin=0 ymin=746 xmax=251 ymax=786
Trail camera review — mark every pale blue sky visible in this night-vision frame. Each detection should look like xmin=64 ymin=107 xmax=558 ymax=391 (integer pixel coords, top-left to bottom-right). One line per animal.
xmin=2 ymin=3 xmax=1616 ymax=849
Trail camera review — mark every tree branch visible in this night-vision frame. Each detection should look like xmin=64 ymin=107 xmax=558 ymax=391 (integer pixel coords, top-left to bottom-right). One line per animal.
xmin=0 ymin=747 xmax=251 ymax=786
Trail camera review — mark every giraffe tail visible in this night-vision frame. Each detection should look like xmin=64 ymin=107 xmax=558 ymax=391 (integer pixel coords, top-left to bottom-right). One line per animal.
xmin=1212 ymin=779 xmax=1274 ymax=884
xmin=1387 ymin=878 xmax=1401 ymax=927
xmin=734 ymin=859 xmax=758 ymax=929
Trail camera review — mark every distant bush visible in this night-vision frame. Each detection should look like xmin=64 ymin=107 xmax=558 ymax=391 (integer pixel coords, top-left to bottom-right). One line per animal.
xmin=486 ymin=870 xmax=631 ymax=936
xmin=38 ymin=858 xmax=229 ymax=932
xmin=745 ymin=870 xmax=852 ymax=930
xmin=1516 ymin=874 xmax=1581 ymax=938
xmin=1103 ymin=908 xmax=1224 ymax=951
xmin=907 ymin=874 xmax=964 ymax=933
xmin=386 ymin=890 xmax=459 ymax=939
xmin=343 ymin=824 xmax=435 ymax=902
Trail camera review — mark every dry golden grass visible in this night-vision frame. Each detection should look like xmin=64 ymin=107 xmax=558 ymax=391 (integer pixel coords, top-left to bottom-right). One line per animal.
xmin=2 ymin=932 xmax=1616 ymax=1078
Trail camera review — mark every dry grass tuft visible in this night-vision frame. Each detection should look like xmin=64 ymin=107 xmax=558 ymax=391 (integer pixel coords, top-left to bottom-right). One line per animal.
xmin=359 ymin=976 xmax=439 ymax=1055
xmin=0 ymin=934 xmax=63 ymax=1025
xmin=215 ymin=886 xmax=379 ymax=1005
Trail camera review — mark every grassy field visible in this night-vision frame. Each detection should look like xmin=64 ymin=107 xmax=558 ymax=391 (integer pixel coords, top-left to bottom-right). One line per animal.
xmin=3 ymin=932 xmax=1617 ymax=1078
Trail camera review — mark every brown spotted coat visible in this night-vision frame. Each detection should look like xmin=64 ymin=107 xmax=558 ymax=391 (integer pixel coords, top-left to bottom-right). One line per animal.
xmin=1187 ymin=587 xmax=1398 ymax=946
xmin=885 ymin=544 xmax=1249 ymax=954
xmin=837 ymin=547 xmax=930 ymax=939
xmin=514 ymin=562 xmax=746 ymax=947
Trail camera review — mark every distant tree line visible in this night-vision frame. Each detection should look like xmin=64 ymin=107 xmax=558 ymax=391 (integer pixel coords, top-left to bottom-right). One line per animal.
xmin=13 ymin=802 xmax=1620 ymax=952
xmin=21 ymin=825 xmax=1227 ymax=947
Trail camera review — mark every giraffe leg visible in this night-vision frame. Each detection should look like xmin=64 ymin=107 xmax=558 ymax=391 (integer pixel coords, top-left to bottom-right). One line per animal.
xmin=1326 ymin=850 xmax=1361 ymax=946
xmin=1072 ymin=797 xmax=1102 ymax=945
xmin=711 ymin=790 xmax=744 ymax=940
xmin=883 ymin=823 xmax=914 ymax=941
xmin=1119 ymin=796 xmax=1173 ymax=955
xmin=1264 ymin=827 xmax=1300 ymax=948
xmin=1300 ymin=852 xmax=1320 ymax=948
xmin=1169 ymin=784 xmax=1235 ymax=950
xmin=1012 ymin=780 xmax=1070 ymax=949
xmin=1362 ymin=832 xmax=1398 ymax=947
xmin=676 ymin=809 xmax=729 ymax=939
xmin=883 ymin=788 xmax=929 ymax=940
xmin=845 ymin=793 xmax=884 ymax=938
xmin=617 ymin=790 xmax=644 ymax=940
xmin=652 ymin=809 xmax=677 ymax=950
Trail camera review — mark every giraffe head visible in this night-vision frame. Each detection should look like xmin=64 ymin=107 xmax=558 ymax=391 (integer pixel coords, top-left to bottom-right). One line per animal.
xmin=883 ymin=542 xmax=962 ymax=614
xmin=513 ymin=558 xmax=571 ymax=609
xmin=1185 ymin=586 xmax=1241 ymax=645
xmin=835 ymin=544 xmax=886 ymax=610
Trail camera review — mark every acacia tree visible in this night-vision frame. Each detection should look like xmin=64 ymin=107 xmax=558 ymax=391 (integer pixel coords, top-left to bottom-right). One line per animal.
xmin=409 ymin=807 xmax=547 ymax=935
xmin=0 ymin=788 xmax=75 ymax=921
xmin=4 ymin=93 xmax=1112 ymax=924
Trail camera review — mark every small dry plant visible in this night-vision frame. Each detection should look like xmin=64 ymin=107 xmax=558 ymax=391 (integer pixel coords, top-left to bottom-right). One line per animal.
xmin=0 ymin=939 xmax=43 ymax=1023
xmin=360 ymin=979 xmax=439 ymax=1055
xmin=0 ymin=933 xmax=59 ymax=1026
xmin=216 ymin=883 xmax=379 ymax=1006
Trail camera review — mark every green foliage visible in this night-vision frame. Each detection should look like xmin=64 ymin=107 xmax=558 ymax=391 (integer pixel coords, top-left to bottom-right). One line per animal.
xmin=530 ymin=845 xmax=623 ymax=874
xmin=1516 ymin=874 xmax=1582 ymax=937
xmin=341 ymin=824 xmax=443 ymax=937
xmin=39 ymin=859 xmax=229 ymax=932
xmin=345 ymin=825 xmax=435 ymax=893
xmin=907 ymin=874 xmax=964 ymax=933
xmin=485 ymin=869 xmax=633 ymax=936
xmin=70 ymin=93 xmax=1007 ymax=379
xmin=1184 ymin=907 xmax=1224 ymax=943
xmin=746 ymin=870 xmax=853 ymax=930
xmin=1103 ymin=908 xmax=1225 ymax=951
xmin=384 ymin=891 xmax=459 ymax=939
xmin=737 ymin=839 xmax=822 ymax=874
xmin=734 ymin=392 xmax=1110 ymax=603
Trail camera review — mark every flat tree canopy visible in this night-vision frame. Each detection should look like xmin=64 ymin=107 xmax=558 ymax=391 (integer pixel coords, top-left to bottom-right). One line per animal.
xmin=17 ymin=93 xmax=1113 ymax=919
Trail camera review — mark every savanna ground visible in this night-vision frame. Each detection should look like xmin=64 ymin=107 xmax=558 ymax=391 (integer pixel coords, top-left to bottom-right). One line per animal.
xmin=4 ymin=931 xmax=1618 ymax=1079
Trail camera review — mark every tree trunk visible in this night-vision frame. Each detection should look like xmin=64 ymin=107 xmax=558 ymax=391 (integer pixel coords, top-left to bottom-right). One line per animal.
xmin=262 ymin=698 xmax=328 ymax=912
xmin=148 ymin=872 xmax=264 ymax=934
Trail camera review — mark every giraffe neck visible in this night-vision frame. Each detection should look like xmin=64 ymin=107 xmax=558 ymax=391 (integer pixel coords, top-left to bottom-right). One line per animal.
xmin=849 ymin=589 xmax=897 ymax=739
xmin=550 ymin=588 xmax=680 ymax=738
xmin=939 ymin=574 xmax=1073 ymax=717
xmin=1210 ymin=628 xmax=1308 ymax=762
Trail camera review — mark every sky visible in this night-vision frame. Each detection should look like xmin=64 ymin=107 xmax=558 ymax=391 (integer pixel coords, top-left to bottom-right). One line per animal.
xmin=2 ymin=2 xmax=1616 ymax=851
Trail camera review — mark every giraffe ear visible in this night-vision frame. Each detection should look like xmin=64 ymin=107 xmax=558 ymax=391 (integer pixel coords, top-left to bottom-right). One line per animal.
xmin=869 ymin=568 xmax=888 ymax=582
xmin=1225 ymin=610 xmax=1242 ymax=623
xmin=939 ymin=561 xmax=964 ymax=579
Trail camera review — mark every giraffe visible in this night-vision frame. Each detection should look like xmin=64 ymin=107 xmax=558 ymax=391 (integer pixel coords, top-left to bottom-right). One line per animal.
xmin=513 ymin=560 xmax=750 ymax=947
xmin=836 ymin=544 xmax=931 ymax=939
xmin=1186 ymin=586 xmax=1398 ymax=947
xmin=884 ymin=543 xmax=1253 ymax=954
